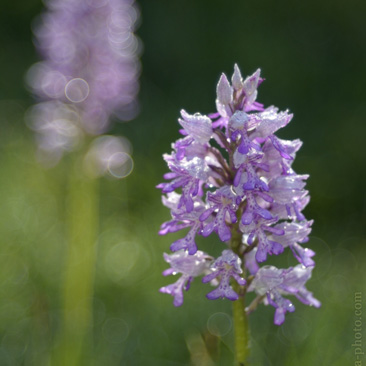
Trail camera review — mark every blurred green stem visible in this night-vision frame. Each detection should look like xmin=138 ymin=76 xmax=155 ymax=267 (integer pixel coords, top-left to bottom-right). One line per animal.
xmin=231 ymin=227 xmax=250 ymax=366
xmin=54 ymin=152 xmax=99 ymax=366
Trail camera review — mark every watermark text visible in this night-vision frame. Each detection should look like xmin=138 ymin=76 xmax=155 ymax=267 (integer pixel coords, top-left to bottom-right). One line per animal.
xmin=353 ymin=292 xmax=363 ymax=365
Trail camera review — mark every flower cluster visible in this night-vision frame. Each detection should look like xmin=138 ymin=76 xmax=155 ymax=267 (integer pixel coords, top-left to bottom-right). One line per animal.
xmin=158 ymin=65 xmax=320 ymax=325
xmin=27 ymin=0 xmax=140 ymax=167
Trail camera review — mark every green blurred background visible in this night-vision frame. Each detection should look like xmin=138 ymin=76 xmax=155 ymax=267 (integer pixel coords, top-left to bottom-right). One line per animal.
xmin=0 ymin=0 xmax=365 ymax=365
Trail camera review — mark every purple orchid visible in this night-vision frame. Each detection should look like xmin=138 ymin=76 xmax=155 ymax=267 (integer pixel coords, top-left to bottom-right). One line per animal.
xmin=158 ymin=64 xmax=319 ymax=325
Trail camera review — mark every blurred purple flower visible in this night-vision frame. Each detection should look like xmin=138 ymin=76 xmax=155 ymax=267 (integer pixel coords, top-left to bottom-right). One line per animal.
xmin=27 ymin=0 xmax=140 ymax=166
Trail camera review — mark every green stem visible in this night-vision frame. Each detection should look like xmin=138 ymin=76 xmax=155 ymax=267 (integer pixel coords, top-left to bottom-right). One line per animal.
xmin=53 ymin=153 xmax=99 ymax=366
xmin=230 ymin=226 xmax=250 ymax=366
xmin=232 ymin=284 xmax=250 ymax=366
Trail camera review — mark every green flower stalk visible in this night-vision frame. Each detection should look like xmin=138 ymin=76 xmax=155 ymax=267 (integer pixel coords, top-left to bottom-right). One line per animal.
xmin=27 ymin=0 xmax=140 ymax=364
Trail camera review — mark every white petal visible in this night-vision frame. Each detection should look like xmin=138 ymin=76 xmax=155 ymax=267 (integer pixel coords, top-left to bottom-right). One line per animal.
xmin=216 ymin=73 xmax=233 ymax=105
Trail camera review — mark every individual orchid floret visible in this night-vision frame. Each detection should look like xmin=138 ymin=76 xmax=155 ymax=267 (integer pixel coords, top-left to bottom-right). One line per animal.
xmin=252 ymin=107 xmax=293 ymax=141
xmin=157 ymin=156 xmax=211 ymax=212
xmin=248 ymin=265 xmax=320 ymax=325
xmin=232 ymin=151 xmax=268 ymax=191
xmin=231 ymin=119 xmax=261 ymax=156
xmin=241 ymin=191 xmax=273 ymax=225
xmin=234 ymin=158 xmax=269 ymax=192
xmin=160 ymin=197 xmax=207 ymax=255
xmin=269 ymin=175 xmax=308 ymax=202
xmin=169 ymin=220 xmax=201 ymax=255
xmin=248 ymin=265 xmax=294 ymax=325
xmin=159 ymin=193 xmax=205 ymax=236
xmin=174 ymin=110 xmax=213 ymax=160
xmin=268 ymin=174 xmax=309 ymax=221
xmin=270 ymin=196 xmax=310 ymax=222
xmin=269 ymin=220 xmax=315 ymax=267
xmin=261 ymin=137 xmax=303 ymax=177
xmin=199 ymin=186 xmax=238 ymax=242
xmin=160 ymin=250 xmax=212 ymax=306
xmin=254 ymin=227 xmax=284 ymax=263
xmin=280 ymin=265 xmax=321 ymax=308
xmin=202 ymin=249 xmax=246 ymax=301
xmin=173 ymin=136 xmax=214 ymax=162
xmin=240 ymin=218 xmax=285 ymax=262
